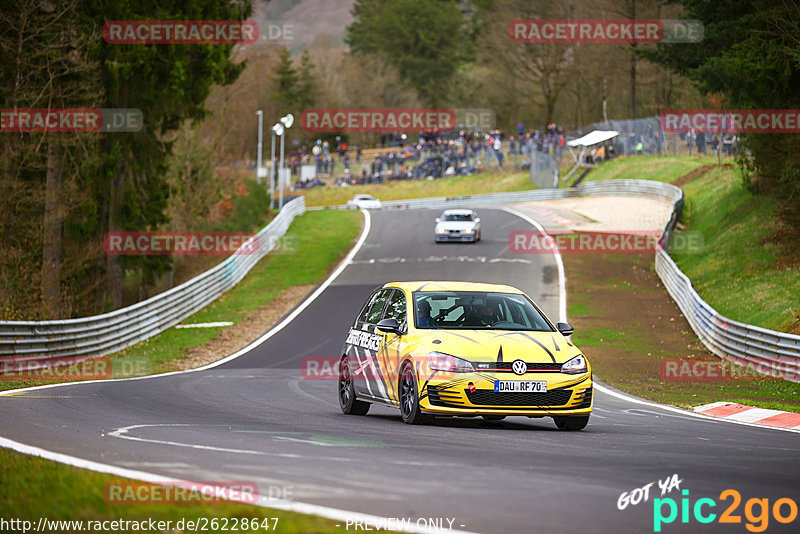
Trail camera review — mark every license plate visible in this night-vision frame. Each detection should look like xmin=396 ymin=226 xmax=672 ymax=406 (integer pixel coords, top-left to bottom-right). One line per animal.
xmin=494 ymin=380 xmax=547 ymax=393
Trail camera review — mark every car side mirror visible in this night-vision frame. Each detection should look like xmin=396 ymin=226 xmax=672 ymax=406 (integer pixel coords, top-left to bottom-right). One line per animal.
xmin=435 ymin=218 xmax=440 ymax=223
xmin=557 ymin=322 xmax=574 ymax=336
xmin=474 ymin=218 xmax=480 ymax=223
xmin=376 ymin=318 xmax=403 ymax=335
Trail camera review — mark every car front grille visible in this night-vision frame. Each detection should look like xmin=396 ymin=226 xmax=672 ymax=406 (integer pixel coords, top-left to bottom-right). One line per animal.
xmin=472 ymin=361 xmax=562 ymax=372
xmin=465 ymin=388 xmax=573 ymax=407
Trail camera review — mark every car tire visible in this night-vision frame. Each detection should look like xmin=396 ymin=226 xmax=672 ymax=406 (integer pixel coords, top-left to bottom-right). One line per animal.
xmin=399 ymin=361 xmax=432 ymax=425
xmin=481 ymin=415 xmax=506 ymax=421
xmin=338 ymin=355 xmax=370 ymax=415
xmin=553 ymin=415 xmax=589 ymax=431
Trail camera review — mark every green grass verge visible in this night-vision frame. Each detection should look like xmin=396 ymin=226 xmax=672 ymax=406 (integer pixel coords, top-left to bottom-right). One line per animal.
xmin=0 ymin=448 xmax=367 ymax=534
xmin=0 ymin=209 xmax=363 ymax=392
xmin=300 ymin=170 xmax=531 ymax=207
xmin=566 ymin=155 xmax=800 ymax=410
xmin=574 ymin=324 xmax=800 ymax=412
xmin=671 ymin=166 xmax=799 ymax=332
xmin=581 ymin=155 xmax=798 ymax=332
xmin=568 ymin=263 xmax=800 ymax=413
xmin=580 ymin=154 xmax=718 ymax=183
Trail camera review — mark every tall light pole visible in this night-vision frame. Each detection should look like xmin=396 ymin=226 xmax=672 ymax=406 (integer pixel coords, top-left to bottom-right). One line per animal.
xmin=270 ymin=124 xmax=278 ymax=207
xmin=256 ymin=110 xmax=263 ymax=185
xmin=271 ymin=122 xmax=284 ymax=210
xmin=278 ymin=113 xmax=294 ymax=210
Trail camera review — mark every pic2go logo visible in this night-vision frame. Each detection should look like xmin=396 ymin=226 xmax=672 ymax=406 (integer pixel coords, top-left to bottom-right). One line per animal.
xmin=653 ymin=489 xmax=799 ymax=532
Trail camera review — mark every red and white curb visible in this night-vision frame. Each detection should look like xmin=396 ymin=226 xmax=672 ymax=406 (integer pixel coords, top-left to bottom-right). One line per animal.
xmin=693 ymin=402 xmax=800 ymax=430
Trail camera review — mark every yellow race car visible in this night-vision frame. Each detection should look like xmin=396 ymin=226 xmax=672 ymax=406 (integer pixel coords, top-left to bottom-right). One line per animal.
xmin=338 ymin=281 xmax=592 ymax=430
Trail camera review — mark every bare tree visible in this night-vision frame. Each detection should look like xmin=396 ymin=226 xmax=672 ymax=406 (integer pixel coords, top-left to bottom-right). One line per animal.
xmin=478 ymin=0 xmax=578 ymax=126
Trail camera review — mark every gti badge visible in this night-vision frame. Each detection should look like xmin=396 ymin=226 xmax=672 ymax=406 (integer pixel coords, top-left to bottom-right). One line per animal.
xmin=511 ymin=359 xmax=527 ymax=375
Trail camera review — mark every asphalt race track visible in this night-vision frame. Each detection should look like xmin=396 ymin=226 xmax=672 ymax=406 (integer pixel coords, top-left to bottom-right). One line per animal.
xmin=1 ymin=208 xmax=799 ymax=533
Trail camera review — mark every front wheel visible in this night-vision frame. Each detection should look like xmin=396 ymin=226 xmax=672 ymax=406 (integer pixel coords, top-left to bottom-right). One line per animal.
xmin=553 ymin=415 xmax=589 ymax=431
xmin=339 ymin=356 xmax=370 ymax=415
xmin=399 ymin=362 xmax=432 ymax=424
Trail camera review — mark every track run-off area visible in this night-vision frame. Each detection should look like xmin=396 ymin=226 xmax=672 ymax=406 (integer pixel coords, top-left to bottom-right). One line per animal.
xmin=2 ymin=207 xmax=799 ymax=534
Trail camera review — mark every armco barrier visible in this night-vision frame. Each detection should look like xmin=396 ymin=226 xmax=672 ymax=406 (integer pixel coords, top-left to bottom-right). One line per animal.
xmin=0 ymin=197 xmax=306 ymax=366
xmin=328 ymin=179 xmax=799 ymax=380
xmin=656 ymin=252 xmax=800 ymax=381
xmin=4 ymin=180 xmax=798 ymax=381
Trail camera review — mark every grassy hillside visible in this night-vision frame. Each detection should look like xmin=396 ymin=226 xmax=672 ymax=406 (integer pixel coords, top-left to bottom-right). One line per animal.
xmin=672 ymin=167 xmax=799 ymax=333
xmin=301 ymin=170 xmax=532 ymax=207
xmin=581 ymin=154 xmax=719 ymax=183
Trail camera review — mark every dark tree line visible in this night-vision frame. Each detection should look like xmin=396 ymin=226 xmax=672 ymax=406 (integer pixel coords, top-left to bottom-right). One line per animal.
xmin=0 ymin=0 xmax=253 ymax=319
xmin=641 ymin=0 xmax=800 ymax=235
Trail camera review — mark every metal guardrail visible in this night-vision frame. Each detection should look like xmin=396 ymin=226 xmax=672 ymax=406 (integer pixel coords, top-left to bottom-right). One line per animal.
xmin=656 ymin=251 xmax=800 ymax=381
xmin=325 ymin=178 xmax=683 ymax=212
xmin=0 ymin=197 xmax=306 ymax=365
xmin=4 ymin=179 xmax=797 ymax=382
xmin=328 ymin=179 xmax=799 ymax=380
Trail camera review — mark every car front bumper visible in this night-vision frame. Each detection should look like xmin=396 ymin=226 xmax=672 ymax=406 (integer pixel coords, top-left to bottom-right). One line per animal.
xmin=418 ymin=372 xmax=593 ymax=416
xmin=435 ymin=233 xmax=476 ymax=242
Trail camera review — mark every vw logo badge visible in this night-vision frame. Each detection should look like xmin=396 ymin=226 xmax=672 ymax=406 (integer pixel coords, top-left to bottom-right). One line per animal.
xmin=511 ymin=360 xmax=527 ymax=375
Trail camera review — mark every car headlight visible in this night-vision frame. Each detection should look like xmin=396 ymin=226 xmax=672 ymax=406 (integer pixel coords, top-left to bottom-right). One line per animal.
xmin=561 ymin=354 xmax=587 ymax=374
xmin=426 ymin=352 xmax=475 ymax=373
xmin=464 ymin=228 xmax=474 ymax=234
xmin=435 ymin=226 xmax=446 ymax=234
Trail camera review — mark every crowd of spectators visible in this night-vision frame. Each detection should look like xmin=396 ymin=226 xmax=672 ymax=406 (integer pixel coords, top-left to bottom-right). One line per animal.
xmin=260 ymin=123 xmax=574 ymax=191
xmin=257 ymin=117 xmax=735 ymax=192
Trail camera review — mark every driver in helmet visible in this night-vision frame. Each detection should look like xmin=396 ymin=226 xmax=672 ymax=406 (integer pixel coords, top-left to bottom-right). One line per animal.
xmin=478 ymin=303 xmax=499 ymax=326
xmin=417 ymin=300 xmax=436 ymax=327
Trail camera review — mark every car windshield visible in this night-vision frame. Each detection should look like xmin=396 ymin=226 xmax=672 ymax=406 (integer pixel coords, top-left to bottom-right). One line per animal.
xmin=413 ymin=291 xmax=554 ymax=331
xmin=442 ymin=213 xmax=473 ymax=222
xmin=356 ymin=195 xmax=374 ymax=201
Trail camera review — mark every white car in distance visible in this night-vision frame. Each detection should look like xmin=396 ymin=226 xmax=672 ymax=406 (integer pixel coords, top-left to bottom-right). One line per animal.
xmin=434 ymin=209 xmax=481 ymax=243
xmin=346 ymin=194 xmax=382 ymax=210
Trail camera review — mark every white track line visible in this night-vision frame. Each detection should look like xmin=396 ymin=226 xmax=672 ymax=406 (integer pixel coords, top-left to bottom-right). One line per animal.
xmin=501 ymin=206 xmax=567 ymax=323
xmin=501 ymin=205 xmax=800 ymax=435
xmin=0 ymin=210 xmax=480 ymax=534
xmin=0 ymin=208 xmax=372 ymax=397
xmin=0 ymin=434 xmax=475 ymax=534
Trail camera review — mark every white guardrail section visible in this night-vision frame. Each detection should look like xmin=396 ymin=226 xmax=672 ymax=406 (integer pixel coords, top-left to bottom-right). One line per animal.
xmin=3 ymin=180 xmax=798 ymax=381
xmin=0 ymin=197 xmax=306 ymax=365
xmin=333 ymin=179 xmax=800 ymax=381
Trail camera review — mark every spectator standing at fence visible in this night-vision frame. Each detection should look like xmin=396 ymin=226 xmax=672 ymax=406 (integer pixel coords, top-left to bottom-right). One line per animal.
xmin=312 ymin=141 xmax=322 ymax=175
xmin=696 ymin=131 xmax=706 ymax=154
xmin=493 ymin=136 xmax=503 ymax=169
